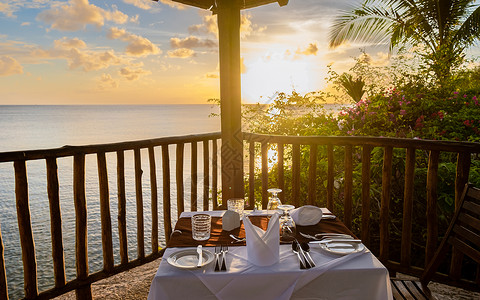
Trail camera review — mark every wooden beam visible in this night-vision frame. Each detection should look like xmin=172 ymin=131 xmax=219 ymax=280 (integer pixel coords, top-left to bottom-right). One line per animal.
xmin=218 ymin=0 xmax=244 ymax=201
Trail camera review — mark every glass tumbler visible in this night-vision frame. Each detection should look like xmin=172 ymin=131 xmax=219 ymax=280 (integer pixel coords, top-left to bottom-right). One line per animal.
xmin=191 ymin=214 xmax=211 ymax=241
xmin=227 ymin=198 xmax=245 ymax=219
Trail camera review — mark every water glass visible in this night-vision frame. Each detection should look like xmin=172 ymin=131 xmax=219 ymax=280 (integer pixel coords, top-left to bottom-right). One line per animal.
xmin=227 ymin=198 xmax=245 ymax=218
xmin=191 ymin=214 xmax=211 ymax=241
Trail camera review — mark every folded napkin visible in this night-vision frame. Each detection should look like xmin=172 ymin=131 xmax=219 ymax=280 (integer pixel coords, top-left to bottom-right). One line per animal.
xmin=242 ymin=213 xmax=280 ymax=266
xmin=290 ymin=205 xmax=323 ymax=226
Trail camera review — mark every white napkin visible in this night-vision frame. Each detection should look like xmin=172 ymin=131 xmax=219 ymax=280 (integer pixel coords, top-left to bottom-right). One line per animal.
xmin=242 ymin=213 xmax=280 ymax=266
xmin=290 ymin=205 xmax=323 ymax=226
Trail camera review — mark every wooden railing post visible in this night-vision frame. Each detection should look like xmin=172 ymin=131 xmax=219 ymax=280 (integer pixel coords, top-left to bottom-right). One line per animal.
xmin=203 ymin=140 xmax=210 ymax=211
xmin=292 ymin=144 xmax=301 ymax=207
xmin=46 ymin=157 xmax=66 ymax=287
xmin=0 ymin=223 xmax=8 ymax=300
xmin=327 ymin=145 xmax=334 ymax=212
xmin=191 ymin=142 xmax=198 ymax=212
xmin=401 ymin=148 xmax=416 ymax=268
xmin=162 ymin=145 xmax=172 ymax=242
xmin=361 ymin=145 xmax=372 ymax=247
xmin=344 ymin=145 xmax=353 ymax=229
xmin=97 ymin=152 xmax=114 ymax=273
xmin=278 ymin=143 xmax=285 ymax=205
xmin=116 ymin=150 xmax=128 ymax=265
xmin=134 ymin=148 xmax=145 ymax=259
xmin=308 ymin=144 xmax=317 ymax=205
xmin=380 ymin=146 xmax=393 ymax=262
xmin=261 ymin=142 xmax=268 ymax=209
xmin=212 ymin=139 xmax=219 ymax=209
xmin=149 ymin=147 xmax=159 ymax=254
xmin=73 ymin=154 xmax=91 ymax=300
xmin=248 ymin=141 xmax=255 ymax=209
xmin=14 ymin=160 xmax=38 ymax=299
xmin=426 ymin=150 xmax=439 ymax=265
xmin=176 ymin=143 xmax=185 ymax=216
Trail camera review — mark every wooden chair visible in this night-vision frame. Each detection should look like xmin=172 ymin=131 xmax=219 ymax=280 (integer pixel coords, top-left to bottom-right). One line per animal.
xmin=390 ymin=183 xmax=480 ymax=300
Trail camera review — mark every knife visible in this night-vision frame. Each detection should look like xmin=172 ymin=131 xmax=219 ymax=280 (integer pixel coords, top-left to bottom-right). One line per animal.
xmin=310 ymin=239 xmax=362 ymax=244
xmin=196 ymin=245 xmax=203 ymax=268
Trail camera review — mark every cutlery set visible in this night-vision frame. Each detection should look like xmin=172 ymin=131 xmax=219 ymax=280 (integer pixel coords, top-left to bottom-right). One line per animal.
xmin=214 ymin=245 xmax=228 ymax=271
xmin=292 ymin=240 xmax=316 ymax=269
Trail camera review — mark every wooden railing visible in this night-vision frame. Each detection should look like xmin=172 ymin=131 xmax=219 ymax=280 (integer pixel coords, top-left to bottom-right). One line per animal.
xmin=243 ymin=133 xmax=480 ymax=291
xmin=1 ymin=132 xmax=480 ymax=299
xmin=0 ymin=132 xmax=221 ymax=300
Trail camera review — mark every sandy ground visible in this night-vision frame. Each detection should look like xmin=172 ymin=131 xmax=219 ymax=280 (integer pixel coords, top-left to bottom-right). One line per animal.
xmin=54 ymin=259 xmax=479 ymax=300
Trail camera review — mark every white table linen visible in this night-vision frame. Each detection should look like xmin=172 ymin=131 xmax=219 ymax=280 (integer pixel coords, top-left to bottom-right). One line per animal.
xmin=148 ymin=209 xmax=392 ymax=300
xmin=148 ymin=244 xmax=392 ymax=300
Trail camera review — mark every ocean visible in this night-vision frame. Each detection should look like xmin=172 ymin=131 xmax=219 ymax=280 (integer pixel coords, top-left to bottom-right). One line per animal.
xmin=0 ymin=105 xmax=220 ymax=299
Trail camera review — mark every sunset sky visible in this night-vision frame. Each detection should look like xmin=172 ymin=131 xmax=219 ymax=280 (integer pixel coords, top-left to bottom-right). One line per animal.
xmin=0 ymin=0 xmax=391 ymax=105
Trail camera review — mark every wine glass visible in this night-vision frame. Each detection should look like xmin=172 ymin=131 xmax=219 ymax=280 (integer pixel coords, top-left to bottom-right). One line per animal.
xmin=278 ymin=204 xmax=296 ymax=242
xmin=267 ymin=188 xmax=282 ymax=216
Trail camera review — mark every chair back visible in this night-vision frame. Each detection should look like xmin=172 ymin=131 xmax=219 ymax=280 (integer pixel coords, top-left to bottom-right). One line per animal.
xmin=421 ymin=183 xmax=480 ymax=285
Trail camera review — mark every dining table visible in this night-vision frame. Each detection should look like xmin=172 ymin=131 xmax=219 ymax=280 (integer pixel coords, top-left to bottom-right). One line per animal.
xmin=147 ymin=209 xmax=393 ymax=300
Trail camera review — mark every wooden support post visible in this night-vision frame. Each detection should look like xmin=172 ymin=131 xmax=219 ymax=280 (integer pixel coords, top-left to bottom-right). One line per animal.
xmin=73 ymin=154 xmax=91 ymax=300
xmin=0 ymin=223 xmax=7 ymax=300
xmin=426 ymin=150 xmax=439 ymax=265
xmin=401 ymin=148 xmax=416 ymax=268
xmin=46 ymin=157 xmax=66 ymax=288
xmin=380 ymin=147 xmax=393 ymax=262
xmin=361 ymin=145 xmax=372 ymax=247
xmin=218 ymin=0 xmax=244 ymax=201
xmin=97 ymin=152 xmax=114 ymax=273
xmin=134 ymin=148 xmax=144 ymax=259
xmin=149 ymin=147 xmax=159 ymax=254
xmin=117 ymin=151 xmax=128 ymax=265
xmin=15 ymin=160 xmax=38 ymax=299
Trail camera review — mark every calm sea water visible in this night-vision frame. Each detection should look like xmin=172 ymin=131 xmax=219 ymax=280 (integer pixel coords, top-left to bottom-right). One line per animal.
xmin=0 ymin=105 xmax=220 ymax=299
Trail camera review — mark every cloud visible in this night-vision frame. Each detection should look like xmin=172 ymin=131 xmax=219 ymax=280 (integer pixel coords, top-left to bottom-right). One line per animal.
xmin=205 ymin=72 xmax=218 ymax=79
xmin=98 ymin=73 xmax=118 ymax=89
xmin=123 ymin=0 xmax=153 ymax=10
xmin=37 ymin=0 xmax=129 ymax=31
xmin=240 ymin=13 xmax=266 ymax=39
xmin=188 ymin=15 xmax=218 ymax=37
xmin=157 ymin=0 xmax=188 ymax=10
xmin=170 ymin=36 xmax=217 ymax=49
xmin=119 ymin=66 xmax=151 ymax=80
xmin=167 ymin=48 xmax=195 ymax=58
xmin=0 ymin=56 xmax=23 ymax=76
xmin=188 ymin=13 xmax=265 ymax=40
xmin=296 ymin=43 xmax=318 ymax=56
xmin=107 ymin=27 xmax=161 ymax=56
xmin=0 ymin=2 xmax=14 ymax=18
xmin=32 ymin=37 xmax=125 ymax=71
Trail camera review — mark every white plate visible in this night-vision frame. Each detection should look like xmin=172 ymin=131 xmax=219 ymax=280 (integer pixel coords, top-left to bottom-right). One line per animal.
xmin=167 ymin=248 xmax=215 ymax=269
xmin=317 ymin=241 xmax=364 ymax=255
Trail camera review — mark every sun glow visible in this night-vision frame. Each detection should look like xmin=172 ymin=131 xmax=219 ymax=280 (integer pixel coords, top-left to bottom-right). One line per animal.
xmin=241 ymin=53 xmax=324 ymax=104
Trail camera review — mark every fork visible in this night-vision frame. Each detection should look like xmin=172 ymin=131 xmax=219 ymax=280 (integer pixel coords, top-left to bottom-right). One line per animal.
xmin=214 ymin=246 xmax=221 ymax=271
xmin=220 ymin=245 xmax=228 ymax=271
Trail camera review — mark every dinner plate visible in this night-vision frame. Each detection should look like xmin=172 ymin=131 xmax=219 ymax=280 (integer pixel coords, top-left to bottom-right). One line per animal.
xmin=316 ymin=241 xmax=365 ymax=255
xmin=167 ymin=248 xmax=214 ymax=269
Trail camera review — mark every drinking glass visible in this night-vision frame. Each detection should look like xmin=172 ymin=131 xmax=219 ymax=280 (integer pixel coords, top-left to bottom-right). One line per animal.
xmin=227 ymin=198 xmax=245 ymax=218
xmin=191 ymin=214 xmax=211 ymax=241
xmin=278 ymin=204 xmax=296 ymax=242
xmin=267 ymin=188 xmax=282 ymax=216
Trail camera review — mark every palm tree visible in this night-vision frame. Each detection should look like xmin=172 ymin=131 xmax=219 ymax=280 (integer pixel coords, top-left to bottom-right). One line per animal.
xmin=329 ymin=0 xmax=480 ymax=85
xmin=338 ymin=73 xmax=366 ymax=102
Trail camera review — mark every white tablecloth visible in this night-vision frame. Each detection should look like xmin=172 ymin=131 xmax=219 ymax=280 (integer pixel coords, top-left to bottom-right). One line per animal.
xmin=148 ymin=244 xmax=393 ymax=300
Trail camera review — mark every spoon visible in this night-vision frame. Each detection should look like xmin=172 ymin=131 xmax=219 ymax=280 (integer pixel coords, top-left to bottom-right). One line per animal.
xmin=291 ymin=242 xmax=306 ymax=269
xmin=229 ymin=234 xmax=246 ymax=243
xmin=300 ymin=242 xmax=316 ymax=267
